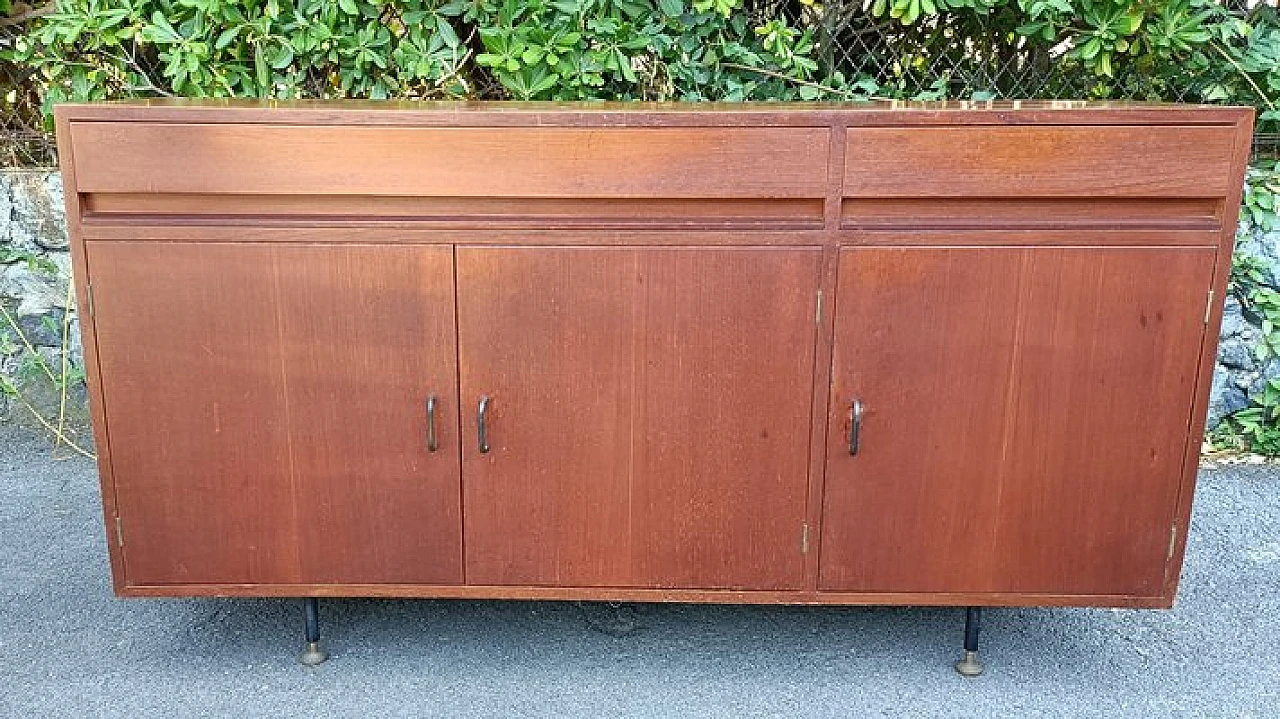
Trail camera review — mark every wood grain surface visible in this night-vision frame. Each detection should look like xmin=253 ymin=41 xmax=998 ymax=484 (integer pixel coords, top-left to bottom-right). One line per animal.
xmin=820 ymin=246 xmax=1215 ymax=595
xmin=52 ymin=101 xmax=1253 ymax=606
xmin=87 ymin=242 xmax=463 ymax=585
xmin=456 ymin=246 xmax=820 ymax=589
xmin=844 ymin=125 xmax=1237 ymax=197
xmin=69 ymin=123 xmax=830 ymax=198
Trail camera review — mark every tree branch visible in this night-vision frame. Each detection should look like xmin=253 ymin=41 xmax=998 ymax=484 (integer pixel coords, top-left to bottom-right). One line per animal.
xmin=0 ymin=3 xmax=54 ymax=27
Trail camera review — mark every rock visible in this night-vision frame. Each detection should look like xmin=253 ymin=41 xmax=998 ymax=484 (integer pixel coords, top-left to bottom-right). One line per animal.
xmin=0 ymin=263 xmax=65 ymax=316
xmin=1252 ymin=230 xmax=1280 ymax=287
xmin=6 ymin=171 xmax=67 ymax=252
xmin=1219 ymin=337 xmax=1255 ymax=370
xmin=1220 ymin=296 xmax=1249 ymax=339
xmin=16 ymin=309 xmax=65 ymax=347
xmin=1248 ymin=360 xmax=1280 ymax=397
xmin=0 ymin=173 xmax=12 ymax=243
xmin=1232 ymin=369 xmax=1258 ymax=390
xmin=1265 ymin=360 xmax=1280 ymax=382
xmin=1208 ymin=369 xmax=1251 ymax=428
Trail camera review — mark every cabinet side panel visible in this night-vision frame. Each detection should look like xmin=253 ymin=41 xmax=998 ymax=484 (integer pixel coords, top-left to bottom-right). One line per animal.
xmin=1163 ymin=111 xmax=1256 ymax=600
xmin=53 ymin=109 xmax=127 ymax=591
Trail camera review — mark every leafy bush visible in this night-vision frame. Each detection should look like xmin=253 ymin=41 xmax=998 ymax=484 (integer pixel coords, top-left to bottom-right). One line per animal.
xmin=4 ymin=0 xmax=1280 ymax=128
xmin=2 ymin=0 xmax=860 ymax=124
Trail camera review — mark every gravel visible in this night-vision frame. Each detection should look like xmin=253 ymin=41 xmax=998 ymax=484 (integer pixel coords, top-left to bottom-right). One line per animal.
xmin=1 ymin=424 xmax=1278 ymax=718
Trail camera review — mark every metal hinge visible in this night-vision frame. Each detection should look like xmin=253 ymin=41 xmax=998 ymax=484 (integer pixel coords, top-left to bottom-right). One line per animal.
xmin=86 ymin=283 xmax=95 ymax=318
xmin=1167 ymin=524 xmax=1178 ymax=561
xmin=801 ymin=523 xmax=810 ymax=554
xmin=1205 ymin=289 xmax=1214 ymax=325
xmin=114 ymin=515 xmax=124 ymax=547
xmin=816 ymin=290 xmax=823 ymax=326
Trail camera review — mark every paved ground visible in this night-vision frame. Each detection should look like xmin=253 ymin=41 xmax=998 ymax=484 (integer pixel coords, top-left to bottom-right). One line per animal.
xmin=0 ymin=425 xmax=1277 ymax=718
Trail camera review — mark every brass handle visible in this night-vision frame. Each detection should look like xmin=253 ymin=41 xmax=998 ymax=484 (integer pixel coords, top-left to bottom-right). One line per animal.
xmin=425 ymin=395 xmax=438 ymax=452
xmin=478 ymin=395 xmax=491 ymax=454
xmin=849 ymin=399 xmax=863 ymax=456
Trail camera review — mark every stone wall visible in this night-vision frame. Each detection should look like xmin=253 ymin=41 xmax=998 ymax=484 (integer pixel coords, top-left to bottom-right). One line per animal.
xmin=1209 ymin=225 xmax=1280 ymax=428
xmin=0 ymin=167 xmax=1276 ymax=435
xmin=0 ymin=169 xmax=86 ymax=430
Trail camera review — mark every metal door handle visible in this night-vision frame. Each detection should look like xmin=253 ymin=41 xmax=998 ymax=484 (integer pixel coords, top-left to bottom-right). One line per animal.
xmin=478 ymin=395 xmax=491 ymax=454
xmin=425 ymin=395 xmax=438 ymax=452
xmin=849 ymin=399 xmax=863 ymax=456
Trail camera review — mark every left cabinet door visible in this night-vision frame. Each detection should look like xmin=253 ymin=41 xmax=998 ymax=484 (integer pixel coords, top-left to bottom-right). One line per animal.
xmin=87 ymin=242 xmax=463 ymax=587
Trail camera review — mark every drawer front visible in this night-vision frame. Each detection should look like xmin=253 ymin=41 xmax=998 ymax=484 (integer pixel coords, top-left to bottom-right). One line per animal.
xmin=70 ymin=122 xmax=829 ymax=199
xmin=844 ymin=125 xmax=1238 ymax=198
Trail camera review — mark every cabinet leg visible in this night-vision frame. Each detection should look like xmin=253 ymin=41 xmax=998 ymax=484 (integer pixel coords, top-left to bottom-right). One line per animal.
xmin=954 ymin=606 xmax=984 ymax=677
xmin=298 ymin=597 xmax=329 ymax=666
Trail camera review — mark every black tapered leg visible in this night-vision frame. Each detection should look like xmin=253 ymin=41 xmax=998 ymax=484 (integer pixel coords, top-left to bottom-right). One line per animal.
xmin=954 ymin=606 xmax=983 ymax=677
xmin=299 ymin=597 xmax=329 ymax=666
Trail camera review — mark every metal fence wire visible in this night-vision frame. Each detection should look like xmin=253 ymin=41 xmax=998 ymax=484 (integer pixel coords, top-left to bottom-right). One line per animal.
xmin=781 ymin=0 xmax=1270 ymax=101
xmin=1 ymin=56 xmax=56 ymax=168
xmin=0 ymin=0 xmax=1275 ymax=167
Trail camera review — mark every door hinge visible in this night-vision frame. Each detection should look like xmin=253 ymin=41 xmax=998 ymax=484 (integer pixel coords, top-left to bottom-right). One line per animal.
xmin=86 ymin=283 xmax=95 ymax=318
xmin=1204 ymin=289 xmax=1214 ymax=325
xmin=1167 ymin=524 xmax=1178 ymax=561
xmin=815 ymin=290 xmax=823 ymax=326
xmin=114 ymin=515 xmax=124 ymax=547
xmin=801 ymin=523 xmax=810 ymax=554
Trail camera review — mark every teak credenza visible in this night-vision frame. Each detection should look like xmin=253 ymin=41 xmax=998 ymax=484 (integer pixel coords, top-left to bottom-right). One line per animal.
xmin=54 ymin=100 xmax=1254 ymax=673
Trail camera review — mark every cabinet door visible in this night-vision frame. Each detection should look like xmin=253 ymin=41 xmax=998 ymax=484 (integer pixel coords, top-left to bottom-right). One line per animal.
xmin=89 ymin=243 xmax=462 ymax=586
xmin=820 ymin=246 xmax=1215 ymax=596
xmin=457 ymin=247 xmax=820 ymax=589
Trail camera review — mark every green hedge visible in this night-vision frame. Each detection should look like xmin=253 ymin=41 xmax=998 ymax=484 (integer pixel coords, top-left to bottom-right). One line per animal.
xmin=3 ymin=0 xmax=1279 ymax=126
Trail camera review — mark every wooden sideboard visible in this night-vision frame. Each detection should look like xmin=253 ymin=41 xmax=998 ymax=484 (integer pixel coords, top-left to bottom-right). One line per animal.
xmin=54 ymin=100 xmax=1253 ymax=671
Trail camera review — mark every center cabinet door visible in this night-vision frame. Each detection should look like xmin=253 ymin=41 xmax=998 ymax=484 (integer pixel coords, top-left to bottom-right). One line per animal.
xmin=457 ymin=247 xmax=821 ymax=589
xmin=819 ymin=246 xmax=1215 ymax=597
xmin=88 ymin=243 xmax=462 ymax=587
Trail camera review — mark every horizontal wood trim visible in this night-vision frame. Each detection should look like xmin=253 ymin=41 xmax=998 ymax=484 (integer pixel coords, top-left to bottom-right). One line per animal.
xmin=83 ymin=194 xmax=824 ymax=230
xmin=842 ymin=197 xmax=1221 ymax=232
xmin=70 ymin=123 xmax=829 ymax=198
xmin=80 ymin=226 xmax=830 ymax=245
xmin=839 ymin=229 xmax=1223 ymax=246
xmin=845 ymin=125 xmax=1238 ymax=198
xmin=79 ymin=226 xmax=1222 ymax=247
xmin=55 ymin=100 xmax=1254 ymax=129
xmin=116 ymin=582 xmax=1173 ymax=608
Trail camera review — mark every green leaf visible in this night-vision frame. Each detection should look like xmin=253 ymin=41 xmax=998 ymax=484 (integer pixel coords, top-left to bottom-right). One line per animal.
xmin=270 ymin=44 xmax=294 ymax=70
xmin=436 ymin=17 xmax=460 ymax=49
xmin=254 ymin=44 xmax=270 ymax=93
xmin=215 ymin=27 xmax=241 ymax=50
xmin=1080 ymin=36 xmax=1102 ymax=60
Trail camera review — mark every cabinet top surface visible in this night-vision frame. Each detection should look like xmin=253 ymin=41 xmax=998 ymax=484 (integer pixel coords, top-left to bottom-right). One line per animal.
xmin=55 ymin=99 xmax=1253 ymax=126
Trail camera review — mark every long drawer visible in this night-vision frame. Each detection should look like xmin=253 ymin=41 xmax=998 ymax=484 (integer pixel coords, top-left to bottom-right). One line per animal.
xmin=69 ymin=122 xmax=830 ymax=199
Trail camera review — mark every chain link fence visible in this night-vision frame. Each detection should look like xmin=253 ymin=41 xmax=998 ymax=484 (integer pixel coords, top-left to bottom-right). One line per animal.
xmin=777 ymin=0 xmax=1280 ymax=159
xmin=1 ymin=31 xmax=57 ymax=168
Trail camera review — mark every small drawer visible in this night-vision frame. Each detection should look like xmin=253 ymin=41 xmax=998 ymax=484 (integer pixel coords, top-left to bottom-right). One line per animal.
xmin=844 ymin=125 xmax=1238 ymax=198
xmin=70 ymin=122 xmax=830 ymax=199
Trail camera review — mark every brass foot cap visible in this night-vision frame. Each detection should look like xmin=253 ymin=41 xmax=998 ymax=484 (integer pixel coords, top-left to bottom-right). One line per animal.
xmin=954 ymin=650 xmax=983 ymax=677
xmin=299 ymin=641 xmax=328 ymax=666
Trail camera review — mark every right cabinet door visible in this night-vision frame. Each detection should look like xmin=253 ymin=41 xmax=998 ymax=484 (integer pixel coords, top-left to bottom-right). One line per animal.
xmin=820 ymin=246 xmax=1215 ymax=596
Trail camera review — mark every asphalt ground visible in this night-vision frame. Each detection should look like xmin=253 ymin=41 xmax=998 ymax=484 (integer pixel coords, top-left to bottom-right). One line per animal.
xmin=1 ymin=424 xmax=1277 ymax=718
